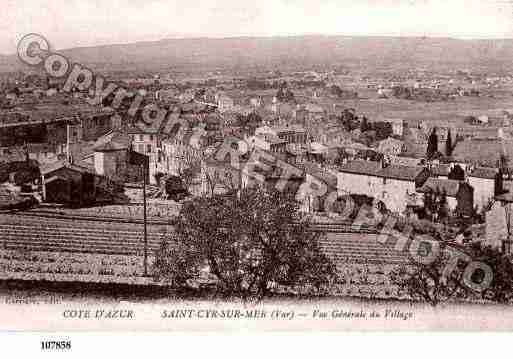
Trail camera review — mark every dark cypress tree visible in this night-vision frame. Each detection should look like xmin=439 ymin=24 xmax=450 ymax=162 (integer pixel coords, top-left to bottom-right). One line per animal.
xmin=495 ymin=166 xmax=504 ymax=196
xmin=445 ymin=129 xmax=453 ymax=157
xmin=427 ymin=128 xmax=438 ymax=159
xmin=360 ymin=116 xmax=370 ymax=133
xmin=424 ymin=190 xmax=433 ymax=219
xmin=448 ymin=164 xmax=465 ymax=181
xmin=438 ymin=189 xmax=448 ymax=221
xmin=276 ymin=87 xmax=285 ymax=102
xmin=285 ymin=88 xmax=295 ymax=103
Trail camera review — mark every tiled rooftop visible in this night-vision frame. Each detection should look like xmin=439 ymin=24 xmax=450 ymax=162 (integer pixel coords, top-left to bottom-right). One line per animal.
xmin=338 ymin=160 xmax=425 ymax=181
xmin=453 ymin=138 xmax=513 ymax=168
xmin=0 ymin=103 xmax=114 ymax=127
xmin=417 ymin=178 xmax=461 ymax=197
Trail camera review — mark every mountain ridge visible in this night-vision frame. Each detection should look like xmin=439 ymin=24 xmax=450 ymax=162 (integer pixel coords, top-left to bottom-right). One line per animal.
xmin=3 ymin=35 xmax=513 ymax=74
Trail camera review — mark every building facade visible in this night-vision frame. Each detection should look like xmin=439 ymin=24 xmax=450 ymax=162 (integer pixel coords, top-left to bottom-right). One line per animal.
xmin=337 ymin=160 xmax=430 ymax=214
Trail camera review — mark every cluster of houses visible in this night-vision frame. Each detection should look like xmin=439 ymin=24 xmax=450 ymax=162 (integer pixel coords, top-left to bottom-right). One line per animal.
xmin=1 ymin=77 xmax=513 ymax=236
xmin=336 ymin=159 xmax=501 ymax=217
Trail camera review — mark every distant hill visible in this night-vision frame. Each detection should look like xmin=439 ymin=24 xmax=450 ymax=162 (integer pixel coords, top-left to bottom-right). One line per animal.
xmin=4 ymin=35 xmax=513 ymax=75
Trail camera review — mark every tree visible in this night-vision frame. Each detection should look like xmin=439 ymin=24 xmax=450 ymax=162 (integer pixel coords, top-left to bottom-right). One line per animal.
xmin=338 ymin=108 xmax=359 ymax=132
xmin=203 ymin=163 xmax=242 ymax=197
xmin=469 ymin=243 xmax=513 ymax=303
xmin=392 ymin=241 xmax=513 ymax=306
xmin=392 ymin=85 xmax=413 ymax=100
xmin=276 ymin=83 xmax=294 ymax=103
xmin=445 ymin=129 xmax=453 ymax=157
xmin=423 ymin=190 xmax=434 ymax=221
xmin=390 ymin=245 xmax=469 ymax=306
xmin=360 ymin=116 xmax=370 ymax=133
xmin=0 ymin=95 xmax=11 ymax=109
xmin=463 ymin=115 xmax=478 ymax=125
xmin=330 ymin=85 xmax=342 ymax=97
xmin=371 ymin=121 xmax=393 ymax=141
xmin=426 ymin=128 xmax=438 ymax=159
xmin=194 ymin=88 xmax=206 ymax=100
xmin=423 ymin=187 xmax=449 ymax=223
xmin=341 ymin=108 xmax=356 ymax=122
xmin=284 ymin=88 xmax=295 ymax=103
xmin=204 ymin=168 xmax=222 ymax=197
xmin=177 ymin=158 xmax=202 ymax=190
xmin=438 ymin=190 xmax=449 ymax=222
xmin=448 ymin=164 xmax=465 ymax=181
xmin=495 ymin=167 xmax=504 ymax=196
xmin=330 ymin=85 xmax=357 ymax=99
xmin=499 ymin=154 xmax=508 ymax=169
xmin=154 ymin=187 xmax=337 ymax=298
xmin=333 ymin=148 xmax=348 ymax=165
xmin=154 ymin=172 xmax=165 ymax=186
xmin=495 ymin=155 xmax=508 ymax=196
xmin=163 ymin=176 xmax=188 ymax=201
xmin=246 ymin=78 xmax=268 ymax=91
xmin=276 ymin=87 xmax=286 ymax=102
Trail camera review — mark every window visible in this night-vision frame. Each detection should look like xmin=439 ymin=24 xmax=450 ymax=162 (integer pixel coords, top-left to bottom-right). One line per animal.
xmin=138 ymin=135 xmax=143 ymax=141
xmin=147 ymin=144 xmax=152 ymax=153
xmin=149 ymin=135 xmax=154 ymax=141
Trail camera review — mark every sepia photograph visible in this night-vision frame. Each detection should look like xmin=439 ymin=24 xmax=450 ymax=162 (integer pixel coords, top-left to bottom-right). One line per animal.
xmin=2 ymin=1 xmax=513 ymax=345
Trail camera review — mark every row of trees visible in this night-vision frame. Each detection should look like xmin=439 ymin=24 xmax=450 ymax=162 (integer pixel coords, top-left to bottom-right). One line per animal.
xmin=245 ymin=78 xmax=325 ymax=91
xmin=426 ymin=128 xmax=461 ymax=159
xmin=423 ymin=189 xmax=449 ymax=223
xmin=337 ymin=109 xmax=394 ymax=146
xmin=329 ymin=85 xmax=358 ymax=99
xmin=391 ymin=86 xmax=450 ymax=102
xmin=338 ymin=109 xmax=392 ymax=137
xmin=276 ymin=85 xmax=295 ymax=103
xmin=337 ymin=108 xmax=360 ymax=132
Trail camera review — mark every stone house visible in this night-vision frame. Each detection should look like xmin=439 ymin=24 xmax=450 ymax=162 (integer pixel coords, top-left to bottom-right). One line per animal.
xmin=337 ymin=160 xmax=430 ymax=214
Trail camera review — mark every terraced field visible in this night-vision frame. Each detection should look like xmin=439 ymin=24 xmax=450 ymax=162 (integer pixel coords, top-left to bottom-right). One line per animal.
xmin=320 ymin=233 xmax=410 ymax=266
xmin=0 ymin=249 xmax=151 ymax=285
xmin=0 ymin=212 xmax=173 ymax=284
xmin=0 ymin=213 xmax=172 ymax=256
xmin=0 ymin=211 xmax=411 ymax=295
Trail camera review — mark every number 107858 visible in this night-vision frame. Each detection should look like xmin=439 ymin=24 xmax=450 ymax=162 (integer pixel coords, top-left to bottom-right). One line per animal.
xmin=41 ymin=341 xmax=71 ymax=350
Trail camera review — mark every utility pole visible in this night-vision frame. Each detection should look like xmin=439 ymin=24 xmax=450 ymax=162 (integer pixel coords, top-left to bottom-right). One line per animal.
xmin=504 ymin=203 xmax=512 ymax=255
xmin=143 ymin=161 xmax=148 ymax=276
xmin=66 ymin=123 xmax=70 ymax=163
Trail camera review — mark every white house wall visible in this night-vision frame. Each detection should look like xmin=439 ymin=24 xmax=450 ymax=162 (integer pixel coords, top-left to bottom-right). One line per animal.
xmin=468 ymin=177 xmax=495 ymax=210
xmin=337 ymin=172 xmax=416 ymax=214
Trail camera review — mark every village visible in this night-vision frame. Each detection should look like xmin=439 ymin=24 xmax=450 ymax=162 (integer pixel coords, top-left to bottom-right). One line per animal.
xmin=1 ymin=64 xmax=513 ymax=301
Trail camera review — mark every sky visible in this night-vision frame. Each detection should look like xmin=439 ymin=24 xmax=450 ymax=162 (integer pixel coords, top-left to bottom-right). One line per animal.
xmin=3 ymin=0 xmax=513 ymax=54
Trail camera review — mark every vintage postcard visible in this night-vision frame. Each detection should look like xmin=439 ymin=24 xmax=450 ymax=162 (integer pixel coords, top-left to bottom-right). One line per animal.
xmin=2 ymin=0 xmax=513 ymax=339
